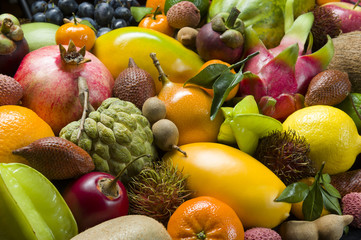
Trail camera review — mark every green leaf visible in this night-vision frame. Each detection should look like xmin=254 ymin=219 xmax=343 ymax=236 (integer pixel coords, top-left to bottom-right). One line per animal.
xmin=80 ymin=20 xmax=97 ymax=33
xmin=303 ymin=184 xmax=324 ymax=221
xmin=275 ymin=182 xmax=309 ymax=203
xmin=320 ymin=188 xmax=342 ymax=215
xmin=184 ymin=64 xmax=229 ymax=89
xmin=323 ymin=182 xmax=341 ymax=199
xmin=210 ymin=71 xmax=243 ymax=120
xmin=320 ymin=173 xmax=331 ymax=184
xmin=130 ymin=7 xmax=153 ymax=22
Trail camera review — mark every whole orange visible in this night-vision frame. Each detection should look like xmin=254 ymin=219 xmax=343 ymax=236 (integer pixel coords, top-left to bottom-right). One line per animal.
xmin=198 ymin=59 xmax=239 ymax=102
xmin=167 ymin=196 xmax=245 ymax=240
xmin=139 ymin=13 xmax=175 ymax=37
xmin=158 ymin=81 xmax=224 ymax=145
xmin=0 ymin=105 xmax=55 ymax=165
xmin=55 ymin=21 xmax=96 ymax=51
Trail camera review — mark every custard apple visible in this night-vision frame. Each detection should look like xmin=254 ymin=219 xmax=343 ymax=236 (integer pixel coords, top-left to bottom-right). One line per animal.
xmin=59 ymin=98 xmax=157 ymax=182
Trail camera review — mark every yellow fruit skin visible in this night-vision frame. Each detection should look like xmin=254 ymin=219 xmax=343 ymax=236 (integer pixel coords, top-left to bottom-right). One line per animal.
xmin=163 ymin=142 xmax=291 ymax=229
xmin=92 ymin=27 xmax=204 ymax=93
xmin=283 ymin=105 xmax=361 ymax=175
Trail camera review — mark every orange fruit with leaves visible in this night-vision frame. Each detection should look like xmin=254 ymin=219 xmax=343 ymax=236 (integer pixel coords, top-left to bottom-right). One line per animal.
xmin=167 ymin=196 xmax=245 ymax=240
xmin=152 ymin=53 xmax=223 ymax=145
xmin=198 ymin=59 xmax=239 ymax=102
xmin=0 ymin=105 xmax=55 ymax=165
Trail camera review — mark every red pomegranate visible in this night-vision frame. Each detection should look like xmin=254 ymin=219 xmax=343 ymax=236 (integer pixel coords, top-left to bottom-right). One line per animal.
xmin=14 ymin=42 xmax=114 ymax=135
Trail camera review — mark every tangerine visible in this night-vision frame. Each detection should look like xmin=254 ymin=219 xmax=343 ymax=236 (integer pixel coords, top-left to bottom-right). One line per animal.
xmin=198 ymin=59 xmax=238 ymax=102
xmin=167 ymin=196 xmax=245 ymax=240
xmin=0 ymin=105 xmax=54 ymax=165
xmin=146 ymin=0 xmax=167 ymax=13
xmin=55 ymin=20 xmax=96 ymax=51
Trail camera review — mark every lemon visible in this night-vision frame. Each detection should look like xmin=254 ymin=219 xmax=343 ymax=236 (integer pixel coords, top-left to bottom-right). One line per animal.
xmin=282 ymin=105 xmax=361 ymax=175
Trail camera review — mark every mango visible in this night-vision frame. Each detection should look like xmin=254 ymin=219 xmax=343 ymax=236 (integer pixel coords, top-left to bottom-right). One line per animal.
xmin=163 ymin=142 xmax=291 ymax=229
xmin=92 ymin=27 xmax=204 ymax=93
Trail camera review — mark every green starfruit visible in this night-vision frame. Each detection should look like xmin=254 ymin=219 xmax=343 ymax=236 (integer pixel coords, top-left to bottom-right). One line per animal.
xmin=218 ymin=95 xmax=283 ymax=155
xmin=0 ymin=163 xmax=78 ymax=240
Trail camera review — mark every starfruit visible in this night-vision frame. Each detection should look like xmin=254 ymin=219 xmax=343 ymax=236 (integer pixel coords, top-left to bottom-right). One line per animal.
xmin=239 ymin=0 xmax=334 ymax=121
xmin=0 ymin=163 xmax=78 ymax=240
xmin=218 ymin=95 xmax=283 ymax=155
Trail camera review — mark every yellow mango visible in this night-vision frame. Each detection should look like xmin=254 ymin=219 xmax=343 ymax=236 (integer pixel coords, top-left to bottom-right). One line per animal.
xmin=163 ymin=142 xmax=291 ymax=229
xmin=92 ymin=27 xmax=204 ymax=93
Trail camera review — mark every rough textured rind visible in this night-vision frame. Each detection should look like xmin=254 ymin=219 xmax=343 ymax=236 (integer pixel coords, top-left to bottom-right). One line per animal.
xmin=59 ymin=98 xmax=157 ymax=183
xmin=331 ymin=169 xmax=361 ymax=197
xmin=167 ymin=1 xmax=201 ymax=29
xmin=244 ymin=227 xmax=282 ymax=240
xmin=342 ymin=192 xmax=361 ymax=228
xmin=12 ymin=136 xmax=94 ymax=180
xmin=70 ymin=215 xmax=172 ymax=240
xmin=0 ymin=74 xmax=23 ymax=105
xmin=304 ymin=69 xmax=351 ymax=107
xmin=327 ymin=31 xmax=361 ymax=93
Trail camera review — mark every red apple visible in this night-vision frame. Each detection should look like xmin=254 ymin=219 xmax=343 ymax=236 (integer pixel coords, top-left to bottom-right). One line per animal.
xmin=322 ymin=2 xmax=361 ymax=33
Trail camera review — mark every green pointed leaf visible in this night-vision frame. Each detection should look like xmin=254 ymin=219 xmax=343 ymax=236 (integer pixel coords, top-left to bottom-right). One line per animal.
xmin=130 ymin=7 xmax=153 ymax=22
xmin=284 ymin=12 xmax=314 ymax=47
xmin=275 ymin=182 xmax=309 ymax=203
xmin=275 ymin=43 xmax=299 ymax=69
xmin=210 ymin=71 xmax=243 ymax=120
xmin=323 ymin=182 xmax=341 ymax=199
xmin=320 ymin=173 xmax=331 ymax=184
xmin=284 ymin=0 xmax=294 ymax=33
xmin=80 ymin=20 xmax=97 ymax=33
xmin=306 ymin=35 xmax=334 ymax=70
xmin=184 ymin=64 xmax=229 ymax=89
xmin=320 ymin=188 xmax=342 ymax=215
xmin=303 ymin=184 xmax=324 ymax=221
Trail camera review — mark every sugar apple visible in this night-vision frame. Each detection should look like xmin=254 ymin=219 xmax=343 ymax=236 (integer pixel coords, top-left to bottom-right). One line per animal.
xmin=59 ymin=98 xmax=157 ymax=183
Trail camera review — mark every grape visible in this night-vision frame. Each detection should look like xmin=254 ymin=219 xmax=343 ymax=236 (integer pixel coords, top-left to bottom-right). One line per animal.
xmin=94 ymin=3 xmax=114 ymax=27
xmin=78 ymin=2 xmax=95 ymax=18
xmin=58 ymin=0 xmax=79 ymax=16
xmin=47 ymin=3 xmax=60 ymax=11
xmin=110 ymin=0 xmax=123 ymax=9
xmin=31 ymin=0 xmax=47 ymax=15
xmin=97 ymin=27 xmax=112 ymax=37
xmin=45 ymin=7 xmax=64 ymax=25
xmin=81 ymin=17 xmax=99 ymax=30
xmin=111 ymin=18 xmax=127 ymax=29
xmin=32 ymin=12 xmax=47 ymax=22
xmin=114 ymin=7 xmax=131 ymax=21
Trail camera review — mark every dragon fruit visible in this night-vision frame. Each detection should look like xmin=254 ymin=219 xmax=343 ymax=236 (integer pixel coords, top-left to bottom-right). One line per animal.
xmin=239 ymin=0 xmax=334 ymax=121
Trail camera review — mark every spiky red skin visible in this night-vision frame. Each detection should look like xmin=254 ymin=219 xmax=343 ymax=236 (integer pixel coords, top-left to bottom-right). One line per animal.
xmin=63 ymin=172 xmax=129 ymax=232
xmin=14 ymin=45 xmax=114 ymax=135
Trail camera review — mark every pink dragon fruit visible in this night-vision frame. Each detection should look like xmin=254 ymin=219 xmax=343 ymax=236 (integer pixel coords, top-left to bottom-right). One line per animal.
xmin=239 ymin=5 xmax=334 ymax=121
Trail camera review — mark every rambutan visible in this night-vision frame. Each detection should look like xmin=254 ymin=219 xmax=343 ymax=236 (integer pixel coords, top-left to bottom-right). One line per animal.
xmin=254 ymin=129 xmax=316 ymax=185
xmin=126 ymin=160 xmax=192 ymax=226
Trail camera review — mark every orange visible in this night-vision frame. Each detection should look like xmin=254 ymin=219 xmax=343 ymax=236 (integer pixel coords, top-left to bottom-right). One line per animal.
xmin=55 ymin=21 xmax=96 ymax=51
xmin=158 ymin=81 xmax=224 ymax=145
xmin=291 ymin=177 xmax=330 ymax=220
xmin=146 ymin=0 xmax=166 ymax=13
xmin=198 ymin=59 xmax=239 ymax=102
xmin=0 ymin=105 xmax=55 ymax=165
xmin=317 ymin=0 xmax=340 ymax=5
xmin=139 ymin=13 xmax=175 ymax=37
xmin=167 ymin=196 xmax=244 ymax=240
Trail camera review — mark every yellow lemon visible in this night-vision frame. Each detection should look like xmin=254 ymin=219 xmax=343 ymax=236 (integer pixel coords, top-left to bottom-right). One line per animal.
xmin=283 ymin=105 xmax=361 ymax=175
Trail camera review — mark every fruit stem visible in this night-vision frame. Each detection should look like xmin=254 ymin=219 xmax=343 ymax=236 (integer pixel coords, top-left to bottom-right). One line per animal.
xmin=196 ymin=231 xmax=206 ymax=240
xmin=102 ymin=154 xmax=152 ymax=196
xmin=128 ymin=57 xmax=137 ymax=68
xmin=152 ymin=5 xmax=160 ymax=20
xmin=225 ymin=7 xmax=240 ymax=29
xmin=150 ymin=52 xmax=169 ymax=86
xmin=172 ymin=145 xmax=187 ymax=157
xmin=0 ymin=18 xmax=12 ymax=34
xmin=228 ymin=51 xmax=259 ymax=71
xmin=354 ymin=0 xmax=360 ymax=9
xmin=77 ymin=76 xmax=95 ymax=141
xmin=72 ymin=12 xmax=78 ymax=25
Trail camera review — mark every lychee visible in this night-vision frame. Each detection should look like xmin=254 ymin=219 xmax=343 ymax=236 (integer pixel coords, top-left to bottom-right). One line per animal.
xmin=342 ymin=192 xmax=361 ymax=228
xmin=244 ymin=227 xmax=282 ymax=240
xmin=166 ymin=1 xmax=200 ymax=29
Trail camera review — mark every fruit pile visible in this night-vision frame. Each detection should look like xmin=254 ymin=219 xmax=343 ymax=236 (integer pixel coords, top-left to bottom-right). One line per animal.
xmin=2 ymin=0 xmax=361 ymax=239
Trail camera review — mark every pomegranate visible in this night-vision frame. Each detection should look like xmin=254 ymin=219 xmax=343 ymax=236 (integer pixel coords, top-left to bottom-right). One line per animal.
xmin=14 ymin=42 xmax=114 ymax=135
